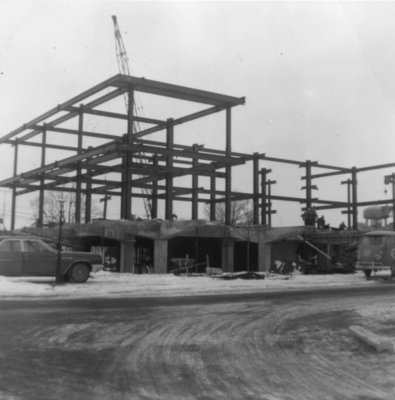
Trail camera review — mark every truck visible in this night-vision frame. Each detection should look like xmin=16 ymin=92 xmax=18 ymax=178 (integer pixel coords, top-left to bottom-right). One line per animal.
xmin=356 ymin=230 xmax=395 ymax=279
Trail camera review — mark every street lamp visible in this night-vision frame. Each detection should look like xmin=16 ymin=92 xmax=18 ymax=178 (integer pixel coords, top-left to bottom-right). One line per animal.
xmin=384 ymin=173 xmax=395 ymax=230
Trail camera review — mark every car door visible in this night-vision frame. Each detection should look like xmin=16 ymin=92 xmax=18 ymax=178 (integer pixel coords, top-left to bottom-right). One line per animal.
xmin=22 ymin=239 xmax=57 ymax=276
xmin=0 ymin=239 xmax=24 ymax=276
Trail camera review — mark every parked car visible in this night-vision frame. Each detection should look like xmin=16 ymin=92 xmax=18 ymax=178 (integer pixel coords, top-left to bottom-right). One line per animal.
xmin=0 ymin=236 xmax=102 ymax=283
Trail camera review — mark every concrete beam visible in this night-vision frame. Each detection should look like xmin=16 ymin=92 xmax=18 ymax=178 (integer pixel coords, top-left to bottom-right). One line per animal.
xmin=258 ymin=230 xmax=271 ymax=273
xmin=120 ymin=235 xmax=135 ymax=273
xmin=350 ymin=325 xmax=394 ymax=353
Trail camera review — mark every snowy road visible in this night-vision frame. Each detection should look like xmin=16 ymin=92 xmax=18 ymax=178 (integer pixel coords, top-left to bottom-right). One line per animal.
xmin=0 ymin=285 xmax=394 ymax=400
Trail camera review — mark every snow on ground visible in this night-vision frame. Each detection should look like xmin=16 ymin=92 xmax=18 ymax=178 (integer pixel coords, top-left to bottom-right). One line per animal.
xmin=0 ymin=270 xmax=390 ymax=300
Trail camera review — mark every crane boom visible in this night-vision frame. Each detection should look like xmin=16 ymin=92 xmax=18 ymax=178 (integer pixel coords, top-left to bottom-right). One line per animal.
xmin=111 ymin=15 xmax=152 ymax=219
xmin=112 ymin=15 xmax=131 ymax=76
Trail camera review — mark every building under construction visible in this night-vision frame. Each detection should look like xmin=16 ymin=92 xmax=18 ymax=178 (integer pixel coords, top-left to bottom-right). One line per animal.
xmin=1 ymin=75 xmax=395 ymax=273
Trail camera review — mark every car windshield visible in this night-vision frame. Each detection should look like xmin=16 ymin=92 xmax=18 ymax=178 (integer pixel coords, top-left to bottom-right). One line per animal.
xmin=366 ymin=236 xmax=384 ymax=246
xmin=0 ymin=240 xmax=22 ymax=252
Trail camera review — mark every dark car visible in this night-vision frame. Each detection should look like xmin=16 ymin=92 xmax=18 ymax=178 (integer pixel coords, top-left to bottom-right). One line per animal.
xmin=0 ymin=236 xmax=103 ymax=283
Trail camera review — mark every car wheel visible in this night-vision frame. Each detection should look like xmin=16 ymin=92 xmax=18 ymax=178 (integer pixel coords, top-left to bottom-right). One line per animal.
xmin=68 ymin=263 xmax=91 ymax=283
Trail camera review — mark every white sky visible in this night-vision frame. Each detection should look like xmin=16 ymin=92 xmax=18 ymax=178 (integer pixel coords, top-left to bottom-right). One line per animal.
xmin=2 ymin=0 xmax=395 ymax=228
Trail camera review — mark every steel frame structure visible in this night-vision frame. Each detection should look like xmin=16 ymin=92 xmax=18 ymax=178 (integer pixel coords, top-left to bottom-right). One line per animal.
xmin=0 ymin=75 xmax=248 ymax=229
xmin=1 ymin=74 xmax=395 ymax=231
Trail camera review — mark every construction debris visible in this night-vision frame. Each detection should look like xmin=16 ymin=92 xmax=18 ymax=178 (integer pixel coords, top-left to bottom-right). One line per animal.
xmin=350 ymin=325 xmax=395 ymax=353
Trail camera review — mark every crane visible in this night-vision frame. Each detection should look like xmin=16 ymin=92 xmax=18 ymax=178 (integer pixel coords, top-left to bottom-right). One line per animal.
xmin=111 ymin=15 xmax=152 ymax=219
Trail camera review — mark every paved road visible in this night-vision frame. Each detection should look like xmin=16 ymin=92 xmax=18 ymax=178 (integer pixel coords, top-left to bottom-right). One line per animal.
xmin=1 ymin=285 xmax=395 ymax=400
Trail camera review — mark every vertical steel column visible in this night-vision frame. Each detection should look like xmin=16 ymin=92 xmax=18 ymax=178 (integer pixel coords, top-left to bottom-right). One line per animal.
xmin=391 ymin=173 xmax=395 ymax=230
xmin=38 ymin=128 xmax=47 ymax=227
xmin=267 ymin=179 xmax=274 ymax=227
xmin=121 ymin=89 xmax=134 ymax=220
xmin=75 ymin=105 xmax=83 ymax=223
xmin=347 ymin=179 xmax=352 ymax=229
xmin=151 ymin=155 xmax=158 ymax=219
xmin=165 ymin=118 xmax=174 ymax=220
xmin=305 ymin=160 xmax=313 ymax=209
xmin=253 ymin=153 xmax=259 ymax=224
xmin=260 ymin=168 xmax=270 ymax=225
xmin=210 ymin=169 xmax=216 ymax=221
xmin=191 ymin=144 xmax=199 ymax=220
xmin=341 ymin=178 xmax=352 ymax=229
xmin=384 ymin=173 xmax=395 ymax=230
xmin=351 ymin=167 xmax=358 ymax=230
xmin=10 ymin=139 xmax=19 ymax=231
xmin=120 ymin=142 xmax=126 ymax=219
xmin=84 ymin=163 xmax=92 ymax=223
xmin=225 ymin=107 xmax=232 ymax=226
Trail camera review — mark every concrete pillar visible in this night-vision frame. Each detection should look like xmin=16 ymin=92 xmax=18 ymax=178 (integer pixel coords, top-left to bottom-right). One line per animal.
xmin=154 ymin=239 xmax=168 ymax=274
xmin=258 ymin=230 xmax=271 ymax=273
xmin=221 ymin=237 xmax=235 ymax=272
xmin=120 ymin=235 xmax=135 ymax=273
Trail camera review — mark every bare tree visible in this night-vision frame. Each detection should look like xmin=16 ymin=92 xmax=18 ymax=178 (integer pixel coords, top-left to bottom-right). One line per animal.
xmin=204 ymin=199 xmax=255 ymax=271
xmin=203 ymin=198 xmax=253 ymax=225
xmin=31 ymin=191 xmax=100 ymax=226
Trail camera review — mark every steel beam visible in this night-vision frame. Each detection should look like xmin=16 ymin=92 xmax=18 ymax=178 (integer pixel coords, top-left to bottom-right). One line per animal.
xmin=63 ymin=105 xmax=165 ymax=125
xmin=113 ymin=74 xmax=245 ymax=107
xmin=26 ymin=124 xmax=119 ymax=141
xmin=165 ymin=119 xmax=174 ymax=220
xmin=0 ymin=78 xmax=124 ymax=143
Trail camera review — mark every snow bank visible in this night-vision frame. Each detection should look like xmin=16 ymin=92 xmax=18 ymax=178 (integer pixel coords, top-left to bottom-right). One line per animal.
xmin=0 ymin=271 xmax=381 ymax=300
